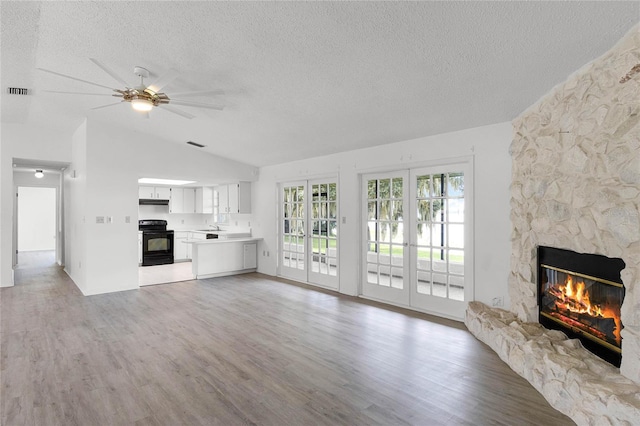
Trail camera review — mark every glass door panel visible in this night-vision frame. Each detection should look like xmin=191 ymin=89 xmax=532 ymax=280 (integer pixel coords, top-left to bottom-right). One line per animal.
xmin=410 ymin=165 xmax=472 ymax=319
xmin=279 ymin=179 xmax=339 ymax=289
xmin=362 ymin=171 xmax=409 ymax=305
xmin=308 ymin=180 xmax=338 ymax=289
xmin=280 ymin=182 xmax=306 ymax=282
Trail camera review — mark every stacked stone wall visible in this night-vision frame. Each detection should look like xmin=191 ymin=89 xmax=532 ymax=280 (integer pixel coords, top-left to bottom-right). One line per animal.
xmin=510 ymin=24 xmax=640 ymax=383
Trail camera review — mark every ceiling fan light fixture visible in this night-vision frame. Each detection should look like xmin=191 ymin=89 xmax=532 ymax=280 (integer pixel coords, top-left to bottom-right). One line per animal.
xmin=131 ymin=98 xmax=153 ymax=112
xmin=35 ymin=169 xmax=44 ymax=179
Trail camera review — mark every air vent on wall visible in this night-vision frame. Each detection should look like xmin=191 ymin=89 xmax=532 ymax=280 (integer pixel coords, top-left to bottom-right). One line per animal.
xmin=187 ymin=141 xmax=206 ymax=148
xmin=7 ymin=87 xmax=29 ymax=95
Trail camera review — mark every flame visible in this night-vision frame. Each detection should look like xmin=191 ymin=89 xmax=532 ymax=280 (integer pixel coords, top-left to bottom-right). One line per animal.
xmin=550 ymin=275 xmax=621 ymax=345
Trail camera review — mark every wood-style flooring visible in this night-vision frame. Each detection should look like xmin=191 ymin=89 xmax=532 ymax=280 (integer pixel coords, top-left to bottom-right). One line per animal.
xmin=1 ymin=256 xmax=574 ymax=425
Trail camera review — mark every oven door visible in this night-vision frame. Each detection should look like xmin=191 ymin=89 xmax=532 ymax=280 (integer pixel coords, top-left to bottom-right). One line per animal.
xmin=141 ymin=231 xmax=174 ymax=266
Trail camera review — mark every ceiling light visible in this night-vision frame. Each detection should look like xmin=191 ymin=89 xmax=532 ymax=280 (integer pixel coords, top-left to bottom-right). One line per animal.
xmin=131 ymin=98 xmax=153 ymax=112
xmin=35 ymin=169 xmax=44 ymax=179
xmin=138 ymin=178 xmax=195 ymax=186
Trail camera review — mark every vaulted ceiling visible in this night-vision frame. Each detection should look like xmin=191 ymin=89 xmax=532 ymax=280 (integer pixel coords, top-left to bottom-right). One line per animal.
xmin=1 ymin=2 xmax=637 ymax=167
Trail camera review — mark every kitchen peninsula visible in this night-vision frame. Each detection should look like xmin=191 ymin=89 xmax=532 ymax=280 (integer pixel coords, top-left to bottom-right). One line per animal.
xmin=184 ymin=236 xmax=262 ymax=279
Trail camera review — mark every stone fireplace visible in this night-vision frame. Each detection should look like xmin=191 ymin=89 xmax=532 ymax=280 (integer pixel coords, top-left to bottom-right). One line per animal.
xmin=466 ymin=23 xmax=640 ymax=424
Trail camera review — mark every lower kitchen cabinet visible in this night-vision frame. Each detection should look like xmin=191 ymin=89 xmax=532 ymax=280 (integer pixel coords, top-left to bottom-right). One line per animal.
xmin=243 ymin=243 xmax=257 ymax=269
xmin=174 ymin=231 xmax=191 ymax=261
xmin=188 ymin=239 xmax=261 ymax=279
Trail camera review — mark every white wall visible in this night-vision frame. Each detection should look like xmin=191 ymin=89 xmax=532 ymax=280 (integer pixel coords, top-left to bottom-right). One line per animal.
xmin=17 ymin=187 xmax=56 ymax=251
xmin=0 ymin=123 xmax=72 ymax=287
xmin=253 ymin=122 xmax=512 ymax=311
xmin=64 ymin=119 xmax=259 ymax=296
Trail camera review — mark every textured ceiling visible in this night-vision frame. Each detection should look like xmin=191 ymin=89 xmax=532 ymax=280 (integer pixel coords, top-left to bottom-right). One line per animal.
xmin=1 ymin=2 xmax=638 ymax=167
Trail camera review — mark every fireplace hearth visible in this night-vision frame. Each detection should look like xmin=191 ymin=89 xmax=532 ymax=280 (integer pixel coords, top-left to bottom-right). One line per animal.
xmin=538 ymin=246 xmax=625 ymax=367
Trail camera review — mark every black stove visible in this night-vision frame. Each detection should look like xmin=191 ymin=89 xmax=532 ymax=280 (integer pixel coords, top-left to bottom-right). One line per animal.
xmin=139 ymin=220 xmax=174 ymax=266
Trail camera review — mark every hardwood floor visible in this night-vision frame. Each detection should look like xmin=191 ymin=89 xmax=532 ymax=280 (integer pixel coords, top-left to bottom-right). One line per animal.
xmin=1 ymin=259 xmax=574 ymax=425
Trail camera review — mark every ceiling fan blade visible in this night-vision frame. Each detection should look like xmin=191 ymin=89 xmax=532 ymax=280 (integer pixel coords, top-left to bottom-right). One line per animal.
xmin=91 ymin=101 xmax=124 ymax=110
xmin=43 ymin=90 xmax=121 ymax=97
xmin=147 ymin=68 xmax=179 ymax=93
xmin=37 ymin=67 xmax=115 ymax=90
xmin=157 ymin=104 xmax=196 ymax=119
xmin=169 ymin=100 xmax=225 ymax=111
xmin=89 ymin=58 xmax=130 ymax=87
xmin=169 ymin=89 xmax=225 ymax=98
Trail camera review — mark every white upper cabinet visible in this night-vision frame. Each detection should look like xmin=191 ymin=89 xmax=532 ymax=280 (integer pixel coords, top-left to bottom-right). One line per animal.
xmin=170 ymin=187 xmax=196 ymax=214
xmin=139 ymin=186 xmax=171 ymax=199
xmin=218 ymin=182 xmax=251 ymax=214
xmin=195 ymin=187 xmax=213 ymax=214
xmin=184 ymin=188 xmax=196 ymax=213
xmin=170 ymin=188 xmax=184 ymax=213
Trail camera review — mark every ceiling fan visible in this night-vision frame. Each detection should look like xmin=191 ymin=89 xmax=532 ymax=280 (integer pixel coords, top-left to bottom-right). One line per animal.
xmin=37 ymin=58 xmax=225 ymax=119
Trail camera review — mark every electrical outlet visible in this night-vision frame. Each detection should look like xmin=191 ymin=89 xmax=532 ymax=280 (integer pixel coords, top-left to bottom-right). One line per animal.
xmin=492 ymin=297 xmax=504 ymax=307
xmin=342 ymin=216 xmax=346 ymax=224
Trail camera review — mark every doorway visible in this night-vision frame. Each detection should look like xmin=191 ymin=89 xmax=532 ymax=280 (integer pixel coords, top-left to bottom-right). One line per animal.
xmin=278 ymin=178 xmax=339 ymax=290
xmin=361 ymin=160 xmax=473 ymax=320
xmin=16 ymin=186 xmax=57 ymax=270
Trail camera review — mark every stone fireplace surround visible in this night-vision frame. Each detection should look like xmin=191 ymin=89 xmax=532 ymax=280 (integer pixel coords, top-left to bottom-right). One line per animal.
xmin=467 ymin=24 xmax=640 ymax=424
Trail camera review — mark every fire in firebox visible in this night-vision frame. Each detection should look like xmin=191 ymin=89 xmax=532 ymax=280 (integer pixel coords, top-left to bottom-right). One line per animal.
xmin=537 ymin=246 xmax=625 ymax=367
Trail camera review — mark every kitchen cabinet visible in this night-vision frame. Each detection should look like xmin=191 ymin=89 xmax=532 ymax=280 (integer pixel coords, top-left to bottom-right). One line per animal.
xmin=217 ymin=182 xmax=251 ymax=214
xmin=243 ymin=243 xmax=257 ymax=269
xmin=184 ymin=188 xmax=196 ymax=213
xmin=187 ymin=238 xmax=261 ymax=279
xmin=139 ymin=186 xmax=170 ymax=199
xmin=170 ymin=188 xmax=184 ymax=213
xmin=195 ymin=187 xmax=213 ymax=214
xmin=169 ymin=188 xmax=196 ymax=214
xmin=174 ymin=231 xmax=191 ymax=261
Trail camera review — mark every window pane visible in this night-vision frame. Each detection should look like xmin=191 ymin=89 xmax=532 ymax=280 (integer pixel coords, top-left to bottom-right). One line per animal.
xmin=392 ymin=178 xmax=403 ymax=198
xmin=368 ymin=180 xmax=377 ymax=199
xmin=329 ymin=202 xmax=337 ymax=219
xmin=417 ymin=175 xmax=430 ymax=198
xmin=432 ymin=175 xmax=444 ymax=197
xmin=447 ymin=173 xmax=464 ymax=197
xmin=380 ymin=200 xmax=390 ymax=221
xmin=449 ymin=224 xmax=464 ymax=249
xmin=379 ymin=179 xmax=390 ymax=199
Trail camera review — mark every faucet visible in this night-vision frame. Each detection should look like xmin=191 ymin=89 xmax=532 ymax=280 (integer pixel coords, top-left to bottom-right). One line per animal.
xmin=209 ymin=224 xmax=220 ymax=231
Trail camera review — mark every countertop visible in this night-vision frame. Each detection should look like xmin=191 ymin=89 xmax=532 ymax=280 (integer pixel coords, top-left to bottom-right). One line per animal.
xmin=183 ymin=237 xmax=262 ymax=245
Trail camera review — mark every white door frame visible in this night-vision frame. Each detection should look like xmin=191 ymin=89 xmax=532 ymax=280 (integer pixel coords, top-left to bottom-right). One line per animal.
xmin=277 ymin=177 xmax=339 ymax=289
xmin=358 ymin=158 xmax=474 ymax=320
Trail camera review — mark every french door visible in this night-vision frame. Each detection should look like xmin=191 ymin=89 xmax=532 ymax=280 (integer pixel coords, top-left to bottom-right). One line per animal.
xmin=362 ymin=162 xmax=473 ymax=319
xmin=279 ymin=178 xmax=339 ymax=289
xmin=361 ymin=171 xmax=410 ymax=305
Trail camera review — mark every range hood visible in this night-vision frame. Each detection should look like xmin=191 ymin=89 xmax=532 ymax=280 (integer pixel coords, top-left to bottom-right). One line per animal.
xmin=139 ymin=198 xmax=169 ymax=206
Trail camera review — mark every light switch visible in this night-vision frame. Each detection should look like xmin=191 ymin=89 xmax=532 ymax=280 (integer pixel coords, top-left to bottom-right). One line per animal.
xmin=125 ymin=216 xmax=131 ymax=223
xmin=341 ymin=216 xmax=346 ymax=224
xmin=96 ymin=216 xmax=105 ymax=224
